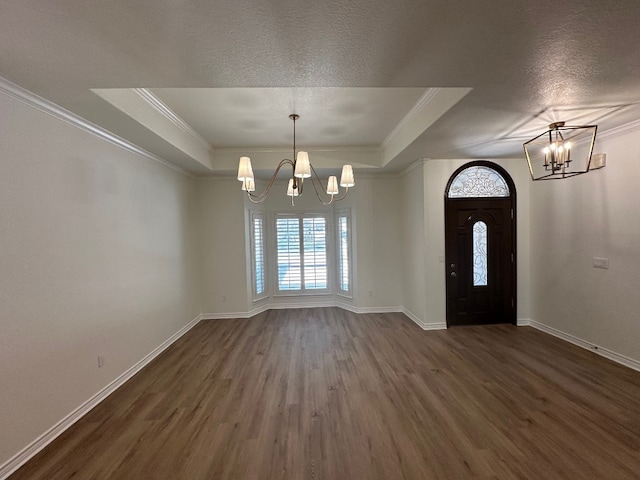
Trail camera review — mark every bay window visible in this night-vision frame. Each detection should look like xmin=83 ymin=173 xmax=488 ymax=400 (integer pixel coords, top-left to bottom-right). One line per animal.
xmin=250 ymin=209 xmax=352 ymax=299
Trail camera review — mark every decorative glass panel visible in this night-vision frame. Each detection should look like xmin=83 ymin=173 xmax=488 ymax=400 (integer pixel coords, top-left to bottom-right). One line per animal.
xmin=448 ymin=166 xmax=509 ymax=198
xmin=473 ymin=221 xmax=488 ymax=286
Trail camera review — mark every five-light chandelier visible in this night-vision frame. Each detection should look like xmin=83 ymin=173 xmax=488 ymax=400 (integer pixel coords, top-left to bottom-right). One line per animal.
xmin=237 ymin=114 xmax=355 ymax=205
xmin=523 ymin=121 xmax=598 ymax=180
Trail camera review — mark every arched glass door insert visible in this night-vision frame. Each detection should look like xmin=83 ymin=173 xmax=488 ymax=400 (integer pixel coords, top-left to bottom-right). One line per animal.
xmin=473 ymin=221 xmax=488 ymax=286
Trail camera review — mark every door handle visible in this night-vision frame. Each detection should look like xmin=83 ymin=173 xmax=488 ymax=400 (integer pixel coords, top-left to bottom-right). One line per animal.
xmin=450 ymin=271 xmax=457 ymax=277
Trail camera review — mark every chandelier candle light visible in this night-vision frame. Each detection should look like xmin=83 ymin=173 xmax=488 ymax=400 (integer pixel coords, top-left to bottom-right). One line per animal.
xmin=237 ymin=114 xmax=355 ymax=205
xmin=523 ymin=121 xmax=597 ymax=180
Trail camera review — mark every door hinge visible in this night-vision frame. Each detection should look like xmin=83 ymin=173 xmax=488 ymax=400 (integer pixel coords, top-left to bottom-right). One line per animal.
xmin=511 ymin=298 xmax=515 ymax=308
xmin=511 ymin=253 xmax=514 ymax=263
xmin=511 ymin=208 xmax=514 ymax=219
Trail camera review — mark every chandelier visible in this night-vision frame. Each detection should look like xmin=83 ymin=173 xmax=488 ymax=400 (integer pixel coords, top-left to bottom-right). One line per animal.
xmin=523 ymin=121 xmax=597 ymax=180
xmin=237 ymin=114 xmax=355 ymax=205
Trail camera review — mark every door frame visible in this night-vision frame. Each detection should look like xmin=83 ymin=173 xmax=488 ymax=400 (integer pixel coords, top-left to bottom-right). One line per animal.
xmin=444 ymin=161 xmax=517 ymax=327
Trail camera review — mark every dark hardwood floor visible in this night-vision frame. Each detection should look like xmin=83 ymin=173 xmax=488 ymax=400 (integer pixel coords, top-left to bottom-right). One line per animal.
xmin=10 ymin=308 xmax=640 ymax=479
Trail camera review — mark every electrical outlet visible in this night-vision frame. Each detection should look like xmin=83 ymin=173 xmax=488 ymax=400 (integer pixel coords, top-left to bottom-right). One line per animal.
xmin=592 ymin=257 xmax=609 ymax=269
xmin=97 ymin=354 xmax=105 ymax=368
xmin=222 ymin=295 xmax=227 ymax=302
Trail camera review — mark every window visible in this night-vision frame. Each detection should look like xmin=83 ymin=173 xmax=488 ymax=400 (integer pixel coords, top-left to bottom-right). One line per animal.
xmin=337 ymin=210 xmax=352 ymax=295
xmin=276 ymin=214 xmax=328 ymax=293
xmin=250 ymin=213 xmax=266 ymax=297
xmin=249 ymin=210 xmax=353 ymax=299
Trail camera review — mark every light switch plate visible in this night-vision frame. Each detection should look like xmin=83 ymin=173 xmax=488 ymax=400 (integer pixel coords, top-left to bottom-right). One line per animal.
xmin=592 ymin=153 xmax=606 ymax=169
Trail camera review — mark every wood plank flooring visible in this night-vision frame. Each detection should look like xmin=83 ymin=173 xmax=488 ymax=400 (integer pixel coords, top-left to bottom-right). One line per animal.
xmin=10 ymin=308 xmax=640 ymax=479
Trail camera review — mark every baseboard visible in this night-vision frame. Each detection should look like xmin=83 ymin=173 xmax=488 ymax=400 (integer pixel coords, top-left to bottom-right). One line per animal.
xmin=201 ymin=302 xmax=406 ymax=320
xmin=202 ymin=303 xmax=447 ymax=331
xmin=517 ymin=318 xmax=532 ymax=326
xmin=336 ymin=302 xmax=403 ymax=315
xmin=528 ymin=319 xmax=640 ymax=372
xmin=262 ymin=300 xmax=336 ymax=310
xmin=402 ymin=308 xmax=447 ymax=331
xmin=200 ymin=304 xmax=269 ymax=320
xmin=0 ymin=314 xmax=202 ymax=480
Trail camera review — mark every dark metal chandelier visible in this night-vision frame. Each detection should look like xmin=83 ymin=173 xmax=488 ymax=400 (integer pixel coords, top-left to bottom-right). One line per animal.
xmin=523 ymin=121 xmax=597 ymax=180
xmin=237 ymin=114 xmax=355 ymax=205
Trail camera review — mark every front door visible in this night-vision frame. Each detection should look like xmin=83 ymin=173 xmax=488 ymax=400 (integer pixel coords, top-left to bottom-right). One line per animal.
xmin=444 ymin=162 xmax=516 ymax=327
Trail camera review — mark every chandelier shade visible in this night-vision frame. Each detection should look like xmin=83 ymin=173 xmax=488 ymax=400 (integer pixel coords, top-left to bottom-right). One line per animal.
xmin=241 ymin=177 xmax=255 ymax=192
xmin=523 ymin=122 xmax=597 ymax=180
xmin=294 ymin=151 xmax=311 ymax=178
xmin=237 ymin=114 xmax=354 ymax=205
xmin=340 ymin=165 xmax=355 ymax=187
xmin=286 ymin=178 xmax=299 ymax=197
xmin=326 ymin=176 xmax=339 ymax=195
xmin=238 ymin=156 xmax=254 ymax=181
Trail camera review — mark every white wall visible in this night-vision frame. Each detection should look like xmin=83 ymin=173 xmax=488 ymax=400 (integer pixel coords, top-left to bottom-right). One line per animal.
xmin=349 ymin=175 xmax=403 ymax=310
xmin=400 ymin=163 xmax=427 ymax=322
xmin=197 ymin=177 xmax=250 ymax=314
xmin=530 ymin=127 xmax=640 ymax=363
xmin=0 ymin=90 xmax=200 ymax=467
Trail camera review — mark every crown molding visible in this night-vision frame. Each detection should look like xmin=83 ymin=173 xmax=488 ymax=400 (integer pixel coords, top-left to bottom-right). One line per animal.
xmin=382 ymin=88 xmax=441 ymax=148
xmin=133 ymin=88 xmax=212 ymax=150
xmin=400 ymin=159 xmax=428 ymax=176
xmin=215 ymin=145 xmax=382 ymax=155
xmin=0 ymin=76 xmax=193 ymax=177
xmin=597 ymin=118 xmax=640 ymax=141
xmin=350 ymin=172 xmax=399 ymax=180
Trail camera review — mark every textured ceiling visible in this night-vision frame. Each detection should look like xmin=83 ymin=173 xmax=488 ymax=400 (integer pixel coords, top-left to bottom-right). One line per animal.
xmin=2 ymin=0 xmax=640 ymax=174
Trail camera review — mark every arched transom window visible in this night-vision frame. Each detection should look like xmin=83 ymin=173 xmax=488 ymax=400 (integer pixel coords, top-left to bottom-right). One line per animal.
xmin=448 ymin=166 xmax=510 ymax=198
